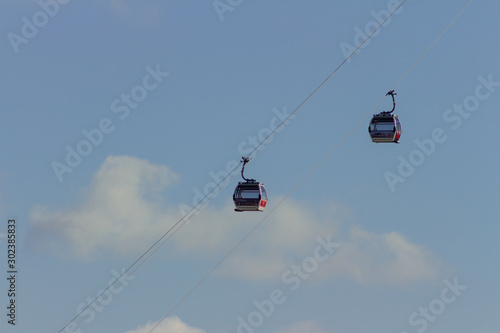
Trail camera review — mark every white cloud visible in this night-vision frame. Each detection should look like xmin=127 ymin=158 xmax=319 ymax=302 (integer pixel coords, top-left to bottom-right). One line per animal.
xmin=124 ymin=316 xmax=205 ymax=333
xmin=183 ymin=199 xmax=340 ymax=281
xmin=318 ymin=227 xmax=440 ymax=284
xmin=273 ymin=321 xmax=331 ymax=333
xmin=180 ymin=200 xmax=439 ymax=284
xmin=30 ymin=155 xmax=180 ymax=259
xmin=30 ymin=155 xmax=441 ymax=284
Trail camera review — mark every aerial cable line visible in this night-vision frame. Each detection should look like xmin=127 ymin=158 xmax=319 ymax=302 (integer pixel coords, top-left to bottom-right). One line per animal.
xmin=56 ymin=161 xmax=242 ymax=333
xmin=146 ymin=0 xmax=475 ymax=332
xmin=58 ymin=0 xmax=410 ymax=331
xmin=61 ymin=0 xmax=472 ymax=329
xmin=243 ymin=0 xmax=408 ymax=162
xmin=391 ymin=0 xmax=475 ymax=89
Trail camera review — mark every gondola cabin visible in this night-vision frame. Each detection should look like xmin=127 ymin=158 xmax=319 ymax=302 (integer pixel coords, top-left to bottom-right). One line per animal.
xmin=368 ymin=112 xmax=402 ymax=143
xmin=233 ymin=181 xmax=268 ymax=212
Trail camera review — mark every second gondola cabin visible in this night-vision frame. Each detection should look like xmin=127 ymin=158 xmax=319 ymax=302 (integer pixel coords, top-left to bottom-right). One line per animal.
xmin=368 ymin=90 xmax=401 ymax=143
xmin=368 ymin=113 xmax=402 ymax=143
xmin=233 ymin=181 xmax=268 ymax=212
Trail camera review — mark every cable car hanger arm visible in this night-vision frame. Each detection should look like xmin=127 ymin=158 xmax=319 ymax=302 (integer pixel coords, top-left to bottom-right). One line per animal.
xmin=240 ymin=157 xmax=255 ymax=182
xmin=384 ymin=90 xmax=397 ymax=113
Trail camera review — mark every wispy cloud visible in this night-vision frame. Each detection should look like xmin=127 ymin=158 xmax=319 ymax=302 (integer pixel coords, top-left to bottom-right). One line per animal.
xmin=317 ymin=227 xmax=440 ymax=284
xmin=124 ymin=316 xmax=205 ymax=333
xmin=30 ymin=155 xmax=179 ymax=259
xmin=30 ymin=155 xmax=441 ymax=284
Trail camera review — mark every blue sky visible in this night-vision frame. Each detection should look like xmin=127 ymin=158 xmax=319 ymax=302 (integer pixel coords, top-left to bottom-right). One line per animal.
xmin=1 ymin=0 xmax=499 ymax=332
